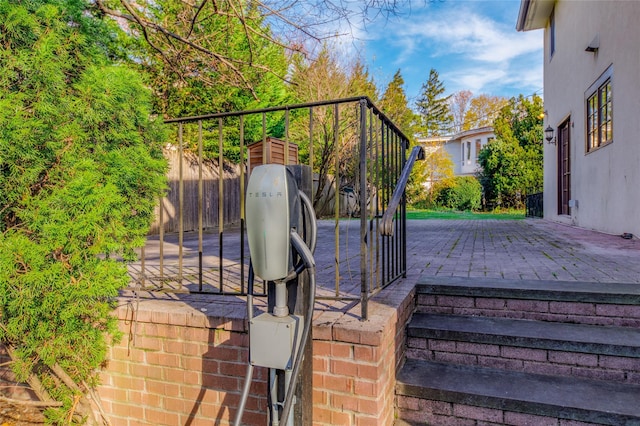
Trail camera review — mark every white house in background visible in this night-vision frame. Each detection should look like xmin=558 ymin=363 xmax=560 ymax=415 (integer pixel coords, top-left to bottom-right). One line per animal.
xmin=418 ymin=126 xmax=495 ymax=177
xmin=517 ymin=0 xmax=640 ymax=237
xmin=419 ymin=135 xmax=451 ymax=157
xmin=447 ymin=127 xmax=495 ymax=176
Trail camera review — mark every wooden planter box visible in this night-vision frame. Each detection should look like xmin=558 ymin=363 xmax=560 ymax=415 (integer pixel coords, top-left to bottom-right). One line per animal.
xmin=247 ymin=137 xmax=298 ymax=176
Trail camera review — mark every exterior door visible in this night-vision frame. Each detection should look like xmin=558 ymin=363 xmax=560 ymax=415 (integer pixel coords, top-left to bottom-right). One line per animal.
xmin=557 ymin=119 xmax=571 ymax=215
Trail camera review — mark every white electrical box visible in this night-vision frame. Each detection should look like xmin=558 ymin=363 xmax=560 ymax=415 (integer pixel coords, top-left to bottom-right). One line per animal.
xmin=249 ymin=313 xmax=302 ymax=370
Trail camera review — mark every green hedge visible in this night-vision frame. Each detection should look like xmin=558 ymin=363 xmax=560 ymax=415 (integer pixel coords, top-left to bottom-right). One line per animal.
xmin=434 ymin=176 xmax=482 ymax=211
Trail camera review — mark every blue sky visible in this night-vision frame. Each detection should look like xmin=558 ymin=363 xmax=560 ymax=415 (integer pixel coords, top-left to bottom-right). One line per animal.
xmin=339 ymin=0 xmax=544 ymax=104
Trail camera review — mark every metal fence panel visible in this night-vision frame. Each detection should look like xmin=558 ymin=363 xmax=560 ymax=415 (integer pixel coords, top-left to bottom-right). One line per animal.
xmin=129 ymin=97 xmax=409 ymax=319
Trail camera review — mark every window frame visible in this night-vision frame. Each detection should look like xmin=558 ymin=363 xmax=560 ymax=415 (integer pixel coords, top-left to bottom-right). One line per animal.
xmin=585 ymin=65 xmax=613 ymax=153
xmin=549 ymin=8 xmax=556 ymax=58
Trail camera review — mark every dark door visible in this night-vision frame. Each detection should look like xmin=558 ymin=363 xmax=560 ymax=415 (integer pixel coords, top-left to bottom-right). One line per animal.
xmin=557 ymin=119 xmax=571 ymax=215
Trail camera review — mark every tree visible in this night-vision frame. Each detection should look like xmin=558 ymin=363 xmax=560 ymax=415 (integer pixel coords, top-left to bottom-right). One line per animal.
xmin=408 ymin=143 xmax=455 ymax=207
xmin=379 ymin=70 xmax=432 ymax=206
xmin=287 ymin=46 xmax=377 ymax=214
xmin=464 ymin=94 xmax=509 ymax=131
xmin=93 ymin=0 xmax=405 ymax=102
xmin=109 ymin=0 xmax=295 ymax=164
xmin=349 ymin=60 xmax=379 ymax=103
xmin=119 ymin=0 xmax=292 ymax=118
xmin=0 ymin=1 xmax=166 ymax=422
xmin=415 ymin=68 xmax=453 ymax=136
xmin=477 ymin=94 xmax=544 ymax=208
xmin=448 ymin=90 xmax=473 ymax=134
xmin=92 ymin=0 xmax=408 ymax=163
xmin=379 ymin=69 xmax=416 ymax=137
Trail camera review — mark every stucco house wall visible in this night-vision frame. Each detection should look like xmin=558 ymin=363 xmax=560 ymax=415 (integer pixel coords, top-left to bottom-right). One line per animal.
xmin=451 ymin=127 xmax=495 ymax=176
xmin=519 ymin=0 xmax=640 ymax=236
xmin=442 ymin=140 xmax=461 ymax=175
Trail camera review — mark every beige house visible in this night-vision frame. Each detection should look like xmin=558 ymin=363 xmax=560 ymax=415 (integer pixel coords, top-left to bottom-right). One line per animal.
xmin=448 ymin=126 xmax=495 ymax=176
xmin=517 ymin=0 xmax=640 ymax=237
xmin=418 ymin=126 xmax=495 ymax=178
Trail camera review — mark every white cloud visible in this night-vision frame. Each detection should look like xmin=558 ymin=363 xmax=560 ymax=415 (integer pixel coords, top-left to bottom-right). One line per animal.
xmin=373 ymin=3 xmax=543 ymax=96
xmin=275 ymin=1 xmax=544 ymax=98
xmin=391 ymin=8 xmax=542 ymax=64
xmin=445 ymin=67 xmax=509 ymax=94
xmin=442 ymin=53 xmax=543 ymax=98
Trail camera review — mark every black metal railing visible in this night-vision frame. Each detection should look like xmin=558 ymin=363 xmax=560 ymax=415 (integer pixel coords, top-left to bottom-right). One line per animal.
xmin=526 ymin=192 xmax=544 ymax=218
xmin=129 ymin=97 xmax=411 ymax=319
xmin=380 ymin=146 xmax=424 ymax=236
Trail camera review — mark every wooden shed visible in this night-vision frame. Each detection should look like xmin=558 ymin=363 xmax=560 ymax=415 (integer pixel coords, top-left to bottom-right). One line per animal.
xmin=247 ymin=137 xmax=298 ymax=176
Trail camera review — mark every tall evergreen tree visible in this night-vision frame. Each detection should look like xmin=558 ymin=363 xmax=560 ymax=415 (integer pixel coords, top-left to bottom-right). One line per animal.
xmin=415 ymin=68 xmax=453 ymax=136
xmin=379 ymin=70 xmax=430 ymax=205
xmin=349 ymin=59 xmax=379 ymax=102
xmin=380 ymin=69 xmax=416 ymax=138
xmin=0 ymin=1 xmax=166 ymax=422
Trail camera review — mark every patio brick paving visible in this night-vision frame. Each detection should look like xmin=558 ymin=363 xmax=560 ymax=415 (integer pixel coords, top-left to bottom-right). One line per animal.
xmin=404 ymin=219 xmax=640 ymax=285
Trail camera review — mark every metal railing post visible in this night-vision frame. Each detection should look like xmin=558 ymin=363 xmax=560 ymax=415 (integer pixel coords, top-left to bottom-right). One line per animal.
xmin=359 ymin=99 xmax=369 ymax=320
xmin=178 ymin=123 xmax=184 ymax=289
xmin=218 ymin=117 xmax=224 ymax=293
xmin=198 ymin=120 xmax=204 ymax=291
xmin=333 ymin=103 xmax=340 ymax=297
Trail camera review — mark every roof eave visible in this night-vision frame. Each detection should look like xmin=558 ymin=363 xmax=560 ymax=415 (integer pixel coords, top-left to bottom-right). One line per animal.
xmin=451 ymin=126 xmax=494 ymax=141
xmin=517 ymin=0 xmax=555 ymax=32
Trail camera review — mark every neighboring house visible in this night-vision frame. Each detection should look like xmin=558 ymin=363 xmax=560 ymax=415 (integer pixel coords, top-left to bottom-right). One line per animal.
xmin=418 ymin=135 xmax=451 ymax=159
xmin=517 ymin=0 xmax=640 ymax=237
xmin=447 ymin=126 xmax=495 ymax=176
xmin=416 ymin=134 xmax=452 ymax=191
xmin=418 ymin=126 xmax=495 ymax=177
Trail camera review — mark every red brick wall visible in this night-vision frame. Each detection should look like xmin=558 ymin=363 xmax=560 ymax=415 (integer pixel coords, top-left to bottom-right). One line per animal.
xmin=98 ymin=299 xmax=267 ymax=426
xmin=97 ymin=281 xmax=416 ymax=425
xmin=310 ymin=286 xmax=415 ymax=426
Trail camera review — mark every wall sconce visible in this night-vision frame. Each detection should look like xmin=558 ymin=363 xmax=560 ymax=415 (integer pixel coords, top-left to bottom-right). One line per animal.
xmin=585 ymin=35 xmax=599 ymax=53
xmin=545 ymin=125 xmax=556 ymax=145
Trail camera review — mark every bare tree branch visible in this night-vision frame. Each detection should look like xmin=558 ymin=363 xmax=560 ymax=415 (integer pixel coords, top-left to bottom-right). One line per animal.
xmin=187 ymin=0 xmax=209 ymax=38
xmin=93 ymin=0 xmax=404 ymax=106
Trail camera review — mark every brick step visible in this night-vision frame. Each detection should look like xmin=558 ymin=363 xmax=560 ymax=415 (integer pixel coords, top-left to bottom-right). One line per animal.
xmin=407 ymin=313 xmax=640 ymax=384
xmin=396 ymin=359 xmax=640 ymax=426
xmin=416 ymin=276 xmax=640 ymax=327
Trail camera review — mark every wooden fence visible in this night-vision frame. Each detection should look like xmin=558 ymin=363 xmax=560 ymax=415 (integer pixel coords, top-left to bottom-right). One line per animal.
xmin=149 ymin=148 xmax=243 ymax=235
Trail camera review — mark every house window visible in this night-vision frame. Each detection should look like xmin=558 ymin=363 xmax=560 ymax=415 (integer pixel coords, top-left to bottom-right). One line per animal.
xmin=475 ymin=139 xmax=482 ymax=162
xmin=466 ymin=141 xmax=471 ymax=163
xmin=550 ymin=8 xmax=555 ymax=57
xmin=586 ymin=65 xmax=613 ymax=152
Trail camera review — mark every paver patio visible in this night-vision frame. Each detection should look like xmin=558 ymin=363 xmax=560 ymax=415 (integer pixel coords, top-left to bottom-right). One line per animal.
xmin=130 ymin=218 xmax=640 ymax=304
xmin=404 ymin=219 xmax=640 ymax=285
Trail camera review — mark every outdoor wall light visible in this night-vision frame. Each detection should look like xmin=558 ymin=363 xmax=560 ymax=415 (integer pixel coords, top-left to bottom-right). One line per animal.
xmin=545 ymin=125 xmax=556 ymax=145
xmin=585 ymin=35 xmax=599 ymax=53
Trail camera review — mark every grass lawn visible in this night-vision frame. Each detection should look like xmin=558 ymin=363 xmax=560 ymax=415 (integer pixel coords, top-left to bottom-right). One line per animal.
xmin=406 ymin=209 xmax=525 ymax=220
